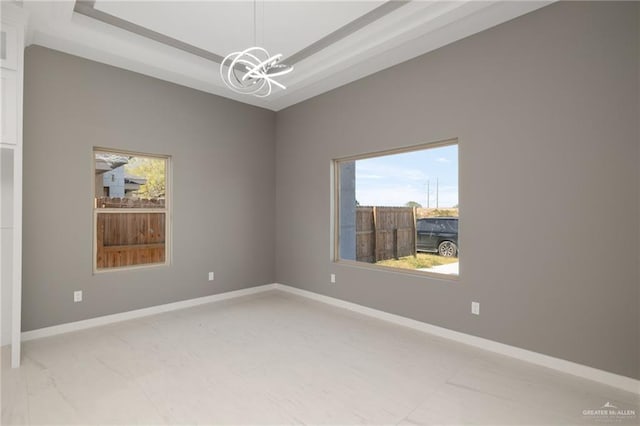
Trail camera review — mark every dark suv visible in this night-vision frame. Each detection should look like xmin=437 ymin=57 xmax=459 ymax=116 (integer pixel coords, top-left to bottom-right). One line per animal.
xmin=416 ymin=217 xmax=458 ymax=257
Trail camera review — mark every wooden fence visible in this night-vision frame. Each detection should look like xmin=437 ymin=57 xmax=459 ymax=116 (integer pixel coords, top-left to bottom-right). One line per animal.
xmin=356 ymin=206 xmax=416 ymax=263
xmin=96 ymin=196 xmax=165 ymax=209
xmin=96 ymin=208 xmax=165 ymax=269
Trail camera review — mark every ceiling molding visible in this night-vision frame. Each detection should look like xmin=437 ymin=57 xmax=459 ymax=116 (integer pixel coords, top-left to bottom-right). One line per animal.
xmin=73 ymin=0 xmax=225 ymax=63
xmin=22 ymin=1 xmax=555 ymax=111
xmin=285 ymin=0 xmax=409 ymax=65
xmin=73 ymin=0 xmax=409 ymax=67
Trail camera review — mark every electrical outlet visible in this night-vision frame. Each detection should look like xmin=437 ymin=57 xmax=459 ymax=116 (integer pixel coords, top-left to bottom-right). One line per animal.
xmin=74 ymin=291 xmax=83 ymax=303
xmin=208 ymin=272 xmax=214 ymax=281
xmin=330 ymin=273 xmax=336 ymax=284
xmin=471 ymin=301 xmax=480 ymax=315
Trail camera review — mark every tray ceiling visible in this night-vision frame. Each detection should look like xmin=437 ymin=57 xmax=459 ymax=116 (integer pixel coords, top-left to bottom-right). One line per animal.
xmin=91 ymin=1 xmax=387 ymax=61
xmin=22 ymin=1 xmax=553 ymax=111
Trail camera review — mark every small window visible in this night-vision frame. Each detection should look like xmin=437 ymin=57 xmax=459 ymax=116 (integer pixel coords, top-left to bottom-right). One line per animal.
xmin=93 ymin=149 xmax=170 ymax=271
xmin=335 ymin=140 xmax=459 ymax=277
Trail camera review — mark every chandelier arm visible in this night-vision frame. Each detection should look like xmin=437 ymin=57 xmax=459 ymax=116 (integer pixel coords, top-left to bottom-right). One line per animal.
xmin=263 ymin=76 xmax=286 ymax=90
xmin=254 ymin=80 xmax=272 ymax=98
xmin=242 ymin=61 xmax=279 ymax=82
xmin=264 ymin=67 xmax=293 ymax=78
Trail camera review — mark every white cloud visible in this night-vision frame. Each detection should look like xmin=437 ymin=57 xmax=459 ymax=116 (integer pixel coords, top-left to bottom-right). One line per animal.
xmin=436 ymin=157 xmax=450 ymax=163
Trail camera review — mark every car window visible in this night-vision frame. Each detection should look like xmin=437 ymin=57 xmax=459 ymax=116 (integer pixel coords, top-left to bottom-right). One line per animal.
xmin=418 ymin=220 xmax=436 ymax=232
xmin=417 ymin=220 xmax=435 ymax=232
xmin=442 ymin=220 xmax=458 ymax=232
xmin=418 ymin=219 xmax=459 ymax=232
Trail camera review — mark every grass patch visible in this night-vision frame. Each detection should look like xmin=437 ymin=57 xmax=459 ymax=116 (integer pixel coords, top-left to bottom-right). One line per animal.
xmin=376 ymin=253 xmax=458 ymax=270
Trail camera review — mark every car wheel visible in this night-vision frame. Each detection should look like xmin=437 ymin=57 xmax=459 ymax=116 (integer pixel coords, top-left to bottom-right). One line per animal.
xmin=438 ymin=241 xmax=457 ymax=257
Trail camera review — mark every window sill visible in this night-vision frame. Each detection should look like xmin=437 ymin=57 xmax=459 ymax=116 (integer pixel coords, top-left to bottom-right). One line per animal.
xmin=93 ymin=261 xmax=170 ymax=275
xmin=332 ymin=259 xmax=460 ymax=282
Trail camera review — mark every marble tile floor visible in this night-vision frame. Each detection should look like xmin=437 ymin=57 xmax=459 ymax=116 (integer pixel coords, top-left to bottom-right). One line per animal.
xmin=1 ymin=290 xmax=638 ymax=425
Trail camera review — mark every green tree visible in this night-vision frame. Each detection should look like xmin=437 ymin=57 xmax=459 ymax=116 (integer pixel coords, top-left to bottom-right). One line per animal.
xmin=405 ymin=201 xmax=422 ymax=208
xmin=125 ymin=157 xmax=166 ymax=199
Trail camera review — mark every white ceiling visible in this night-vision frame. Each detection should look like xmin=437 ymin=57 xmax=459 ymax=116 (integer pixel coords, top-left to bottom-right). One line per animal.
xmin=94 ymin=1 xmax=385 ymax=59
xmin=22 ymin=1 xmax=554 ymax=111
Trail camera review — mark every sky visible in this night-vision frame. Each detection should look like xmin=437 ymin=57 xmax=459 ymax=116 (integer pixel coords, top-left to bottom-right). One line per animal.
xmin=355 ymin=144 xmax=458 ymax=208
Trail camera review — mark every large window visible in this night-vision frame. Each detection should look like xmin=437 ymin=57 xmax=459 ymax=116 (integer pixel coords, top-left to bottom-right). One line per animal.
xmin=93 ymin=149 xmax=170 ymax=271
xmin=335 ymin=140 xmax=459 ymax=277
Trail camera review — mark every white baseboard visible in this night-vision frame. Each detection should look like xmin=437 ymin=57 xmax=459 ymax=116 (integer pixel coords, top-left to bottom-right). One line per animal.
xmin=18 ymin=281 xmax=639 ymax=395
xmin=272 ymin=284 xmax=640 ymax=395
xmin=21 ymin=284 xmax=278 ymax=342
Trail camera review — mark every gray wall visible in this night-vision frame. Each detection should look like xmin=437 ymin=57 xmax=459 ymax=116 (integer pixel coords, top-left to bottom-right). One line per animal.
xmin=275 ymin=1 xmax=640 ymax=379
xmin=23 ymin=46 xmax=276 ymax=331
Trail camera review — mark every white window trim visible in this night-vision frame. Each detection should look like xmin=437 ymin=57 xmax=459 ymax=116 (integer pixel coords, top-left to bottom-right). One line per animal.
xmin=92 ymin=147 xmax=172 ymax=274
xmin=332 ymin=138 xmax=459 ymax=280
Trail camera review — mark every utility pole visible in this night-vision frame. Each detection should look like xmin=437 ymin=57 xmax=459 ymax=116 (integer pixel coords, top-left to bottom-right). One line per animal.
xmin=426 ymin=180 xmax=430 ymax=209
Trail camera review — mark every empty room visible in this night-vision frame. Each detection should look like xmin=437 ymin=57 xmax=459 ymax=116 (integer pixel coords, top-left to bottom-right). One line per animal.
xmin=1 ymin=0 xmax=639 ymax=425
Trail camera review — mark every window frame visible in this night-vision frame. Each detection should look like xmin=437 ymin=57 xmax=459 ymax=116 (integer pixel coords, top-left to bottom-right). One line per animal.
xmin=92 ymin=147 xmax=172 ymax=274
xmin=332 ymin=138 xmax=459 ymax=281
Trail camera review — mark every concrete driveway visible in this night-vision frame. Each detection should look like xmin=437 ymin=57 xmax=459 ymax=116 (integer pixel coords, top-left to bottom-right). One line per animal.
xmin=419 ymin=262 xmax=459 ymax=275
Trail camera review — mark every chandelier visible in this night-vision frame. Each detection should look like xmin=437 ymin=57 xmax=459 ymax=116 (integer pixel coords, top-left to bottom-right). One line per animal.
xmin=220 ymin=1 xmax=293 ymax=97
